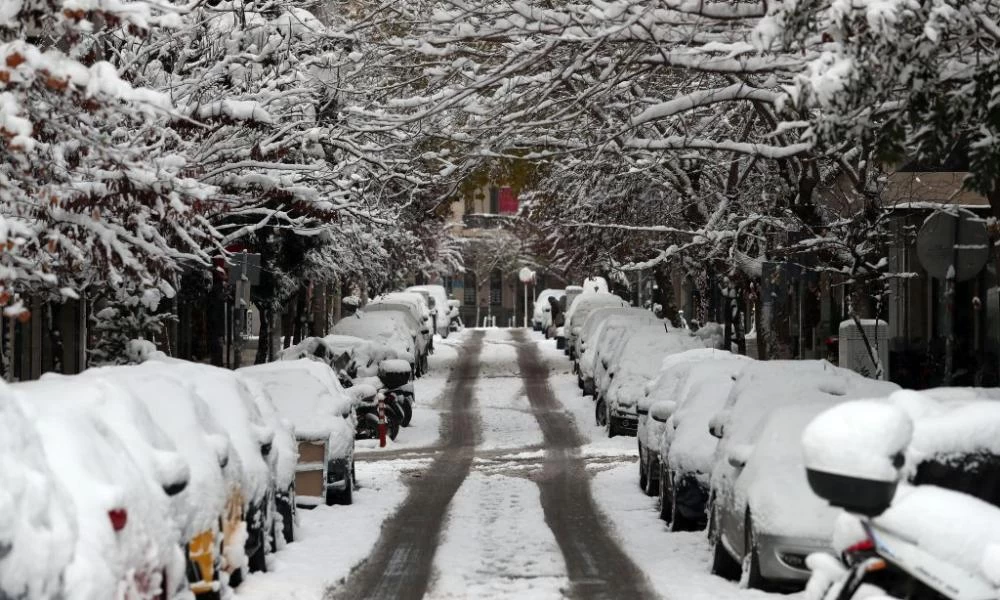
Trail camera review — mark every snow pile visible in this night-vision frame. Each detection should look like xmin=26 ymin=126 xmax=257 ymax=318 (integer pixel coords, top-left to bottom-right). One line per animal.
xmin=582 ymin=276 xmax=609 ymax=293
xmin=802 ymin=399 xmax=912 ymax=481
xmin=379 ymin=358 xmax=412 ymax=374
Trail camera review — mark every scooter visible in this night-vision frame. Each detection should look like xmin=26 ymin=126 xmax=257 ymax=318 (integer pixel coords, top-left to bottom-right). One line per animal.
xmin=802 ymin=401 xmax=1000 ymax=600
xmin=354 ymin=388 xmax=401 ymax=441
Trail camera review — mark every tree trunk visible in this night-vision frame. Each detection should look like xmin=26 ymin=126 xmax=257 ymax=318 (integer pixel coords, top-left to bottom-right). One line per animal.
xmin=255 ymin=307 xmax=270 ymax=364
xmin=269 ymin=308 xmax=283 ymax=360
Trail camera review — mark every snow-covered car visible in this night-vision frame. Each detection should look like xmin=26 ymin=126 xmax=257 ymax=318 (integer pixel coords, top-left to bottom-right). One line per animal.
xmin=367 ymin=291 xmax=433 ymax=356
xmin=574 ymin=306 xmax=656 ymax=388
xmin=237 ymin=374 xmax=299 ymax=544
xmin=406 ymin=284 xmax=451 ymax=337
xmin=14 ymin=378 xmax=187 ymax=600
xmin=239 ymin=359 xmax=357 ymax=507
xmin=582 ymin=313 xmax=660 ymax=397
xmin=596 ymin=326 xmax=704 ymax=437
xmin=332 ymin=312 xmax=419 ymax=375
xmin=635 ymin=349 xmax=748 ymax=501
xmin=532 ymin=288 xmax=565 ymax=331
xmin=651 ymin=355 xmax=751 ymax=529
xmin=0 ymin=386 xmax=77 ymax=600
xmin=356 ymin=305 xmax=428 ymax=373
xmin=708 ymin=360 xmax=898 ymax=589
xmin=564 ymin=292 xmax=629 ymax=361
xmin=281 ymin=334 xmax=408 ymax=380
xmin=149 ymin=360 xmax=276 ymax=580
xmin=79 ymin=364 xmax=240 ymax=595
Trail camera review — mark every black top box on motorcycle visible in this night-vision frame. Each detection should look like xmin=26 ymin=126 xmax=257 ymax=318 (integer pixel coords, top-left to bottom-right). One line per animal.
xmin=806 ymin=468 xmax=898 ymax=517
xmin=378 ymin=362 xmax=411 ymax=389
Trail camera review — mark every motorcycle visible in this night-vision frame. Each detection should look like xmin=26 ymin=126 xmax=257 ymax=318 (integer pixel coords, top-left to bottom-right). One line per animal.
xmin=802 ymin=401 xmax=1000 ymax=600
xmin=351 ymin=384 xmax=401 ymax=441
xmin=377 ymin=359 xmax=414 ymax=427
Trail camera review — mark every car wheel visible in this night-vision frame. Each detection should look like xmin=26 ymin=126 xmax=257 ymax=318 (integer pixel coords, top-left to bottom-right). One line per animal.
xmin=278 ymin=494 xmax=295 ymax=543
xmin=744 ymin=511 xmax=770 ymax=590
xmin=643 ymin=456 xmax=658 ymax=497
xmin=400 ymin=401 xmax=413 ymax=427
xmin=638 ymin=448 xmax=648 ymax=492
xmin=229 ymin=566 xmax=244 ymax=588
xmin=387 ymin=411 xmax=400 ymax=441
xmin=595 ymin=398 xmax=607 ymax=427
xmin=658 ymin=465 xmax=672 ymax=522
xmin=607 ymin=406 xmax=618 ymax=438
xmin=326 ymin=466 xmax=354 ymax=506
xmin=709 ymin=504 xmax=741 ymax=581
xmin=248 ymin=528 xmax=267 ymax=573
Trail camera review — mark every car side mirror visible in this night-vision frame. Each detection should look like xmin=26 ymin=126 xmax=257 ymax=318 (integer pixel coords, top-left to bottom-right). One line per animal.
xmin=727 ymin=444 xmax=752 ymax=469
xmin=708 ymin=413 xmax=728 ymax=439
xmin=650 ymin=401 xmax=677 ymax=423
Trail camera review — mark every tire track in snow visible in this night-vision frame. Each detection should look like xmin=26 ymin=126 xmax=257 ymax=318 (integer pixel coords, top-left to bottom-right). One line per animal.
xmin=327 ymin=331 xmax=484 ymax=600
xmin=512 ymin=329 xmax=658 ymax=600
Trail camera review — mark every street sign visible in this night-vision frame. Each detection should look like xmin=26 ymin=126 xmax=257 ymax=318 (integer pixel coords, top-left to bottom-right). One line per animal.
xmin=916 ymin=211 xmax=989 ymax=281
xmin=518 ymin=267 xmax=535 ymax=283
xmin=227 ymin=252 xmax=262 ymax=285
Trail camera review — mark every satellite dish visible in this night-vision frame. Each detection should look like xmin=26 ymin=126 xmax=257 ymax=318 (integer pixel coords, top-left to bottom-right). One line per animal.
xmin=916 ymin=210 xmax=989 ymax=282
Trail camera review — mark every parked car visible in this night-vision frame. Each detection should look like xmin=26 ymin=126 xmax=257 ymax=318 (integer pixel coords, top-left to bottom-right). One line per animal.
xmin=533 ymin=288 xmax=565 ymax=331
xmin=237 ymin=374 xmax=299 ymax=545
xmin=281 ymin=334 xmax=408 ymax=381
xmin=596 ymin=326 xmax=704 ymax=437
xmin=239 ymin=359 xmax=357 ymax=507
xmin=650 ymin=354 xmax=751 ymax=529
xmin=332 ymin=311 xmax=419 ymax=375
xmin=367 ymin=292 xmax=433 ymax=356
xmin=406 ymin=284 xmax=451 ymax=337
xmin=635 ymin=349 xmax=748 ymax=499
xmin=580 ymin=313 xmax=661 ymax=397
xmin=574 ymin=306 xmax=656 ymax=386
xmin=707 ymin=360 xmax=898 ymax=589
xmin=0 ymin=385 xmax=77 ymax=600
xmin=14 ymin=378 xmax=187 ymax=600
xmin=564 ymin=292 xmax=629 ymax=361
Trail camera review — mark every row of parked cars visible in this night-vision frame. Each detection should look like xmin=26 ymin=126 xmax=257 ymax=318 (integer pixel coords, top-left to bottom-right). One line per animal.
xmin=282 ymin=284 xmax=458 ymax=443
xmin=1 ymin=344 xmax=367 ymax=600
xmin=2 ymin=284 xmax=458 ymax=600
xmin=549 ymin=287 xmax=1000 ymax=598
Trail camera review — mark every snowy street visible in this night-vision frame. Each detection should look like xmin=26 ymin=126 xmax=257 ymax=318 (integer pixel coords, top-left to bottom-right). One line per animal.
xmin=236 ymin=329 xmax=798 ymax=600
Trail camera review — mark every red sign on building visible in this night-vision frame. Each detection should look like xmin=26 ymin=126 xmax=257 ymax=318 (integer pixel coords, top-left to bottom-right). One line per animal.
xmin=498 ymin=186 xmax=518 ymax=214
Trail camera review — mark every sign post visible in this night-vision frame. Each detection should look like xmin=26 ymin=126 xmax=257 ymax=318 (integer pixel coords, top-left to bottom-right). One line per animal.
xmin=916 ymin=210 xmax=989 ymax=384
xmin=519 ymin=267 xmax=535 ymax=328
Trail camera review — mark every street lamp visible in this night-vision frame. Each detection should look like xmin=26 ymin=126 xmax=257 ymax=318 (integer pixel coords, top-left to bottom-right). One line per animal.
xmin=518 ymin=267 xmax=535 ymax=328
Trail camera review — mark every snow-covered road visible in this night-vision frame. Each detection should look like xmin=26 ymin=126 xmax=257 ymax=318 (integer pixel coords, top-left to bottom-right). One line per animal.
xmin=238 ymin=328 xmax=802 ymax=600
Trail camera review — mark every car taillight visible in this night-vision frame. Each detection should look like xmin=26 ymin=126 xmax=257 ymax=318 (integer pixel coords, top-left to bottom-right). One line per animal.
xmin=845 ymin=539 xmax=874 ymax=554
xmin=109 ymin=508 xmax=128 ymax=531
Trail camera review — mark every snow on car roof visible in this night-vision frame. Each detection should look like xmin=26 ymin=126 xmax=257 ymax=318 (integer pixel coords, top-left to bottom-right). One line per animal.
xmin=566 ymin=292 xmax=627 ymax=325
xmin=239 ymin=359 xmax=352 ymax=441
xmin=722 ymin=360 xmax=900 ymax=447
xmin=887 ymin=389 xmax=1000 ymax=467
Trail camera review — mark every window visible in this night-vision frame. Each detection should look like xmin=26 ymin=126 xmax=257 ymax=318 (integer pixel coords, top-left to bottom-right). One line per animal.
xmin=489 ymin=186 xmax=499 ymax=214
xmin=490 ymin=269 xmax=502 ymax=306
xmin=464 ymin=272 xmax=477 ymax=306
